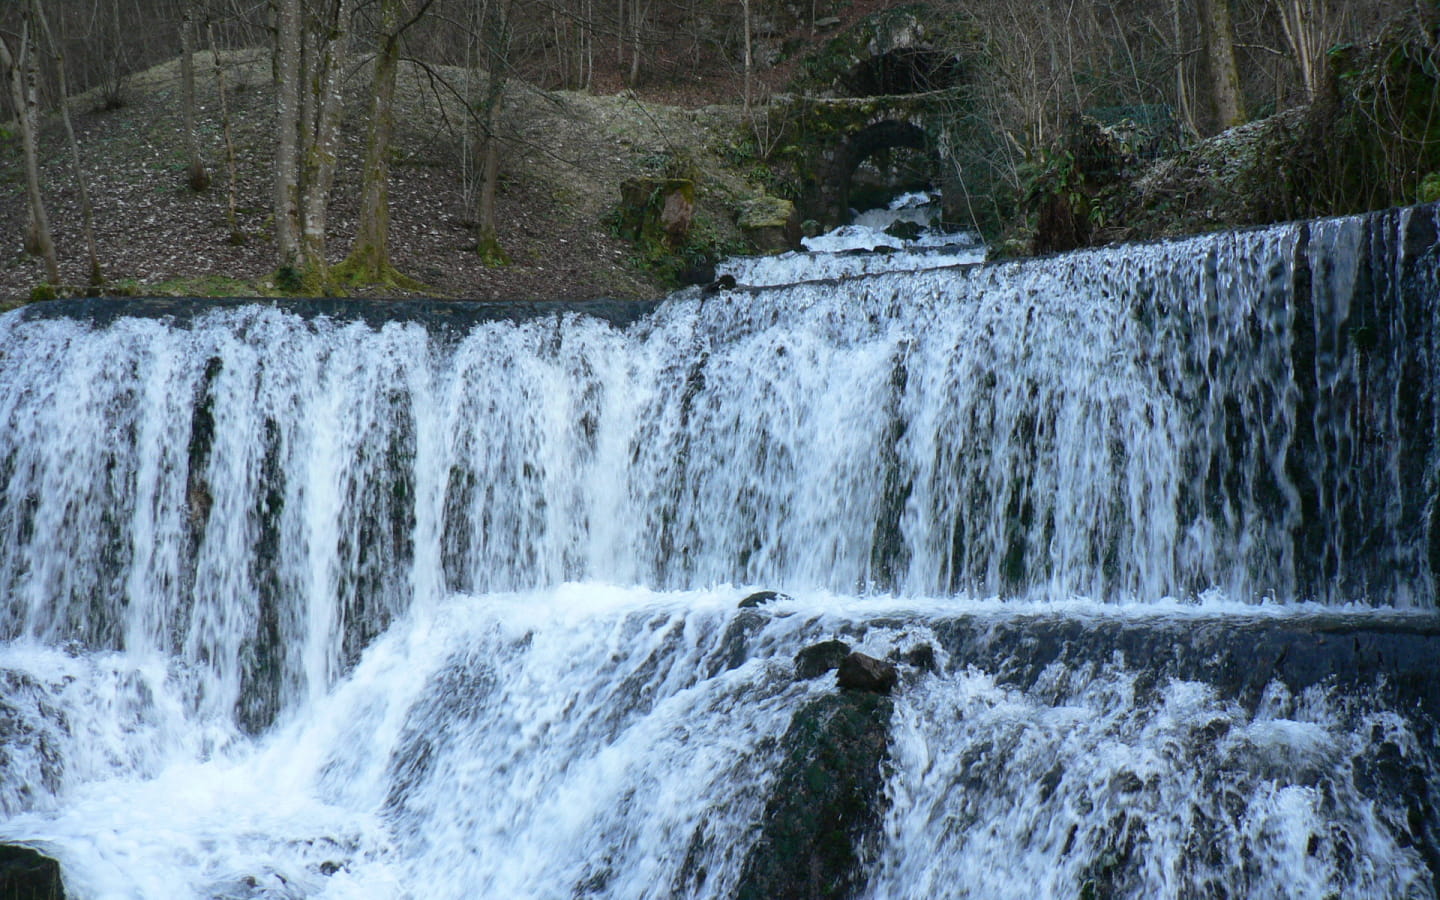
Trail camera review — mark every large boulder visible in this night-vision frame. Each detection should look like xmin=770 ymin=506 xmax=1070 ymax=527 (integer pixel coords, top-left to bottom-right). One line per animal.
xmin=616 ymin=177 xmax=697 ymax=249
xmin=0 ymin=845 xmax=65 ymax=899
xmin=733 ymin=691 xmax=893 ymax=899
xmin=738 ymin=197 xmax=801 ymax=254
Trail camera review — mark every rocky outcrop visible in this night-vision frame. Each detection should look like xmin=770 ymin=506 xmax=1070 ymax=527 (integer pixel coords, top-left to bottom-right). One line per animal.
xmin=737 ymin=197 xmax=801 ymax=254
xmin=734 ymin=691 xmax=893 ymax=900
xmin=0 ymin=845 xmax=65 ymax=900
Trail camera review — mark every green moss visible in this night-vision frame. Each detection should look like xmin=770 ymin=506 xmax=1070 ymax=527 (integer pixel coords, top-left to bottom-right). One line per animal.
xmin=330 ymin=256 xmax=430 ymax=292
xmin=1420 ymin=172 xmax=1440 ymax=204
xmin=27 ymin=282 xmax=57 ymax=303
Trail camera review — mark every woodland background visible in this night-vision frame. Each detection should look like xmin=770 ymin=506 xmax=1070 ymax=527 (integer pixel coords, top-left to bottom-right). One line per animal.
xmin=0 ymin=0 xmax=1430 ymax=303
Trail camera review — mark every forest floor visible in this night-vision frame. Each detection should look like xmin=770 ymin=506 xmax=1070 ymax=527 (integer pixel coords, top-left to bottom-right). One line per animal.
xmin=0 ymin=46 xmax=787 ymax=308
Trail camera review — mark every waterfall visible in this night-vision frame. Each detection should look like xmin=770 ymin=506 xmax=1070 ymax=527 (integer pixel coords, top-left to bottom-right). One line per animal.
xmin=1 ymin=204 xmax=1438 ymax=898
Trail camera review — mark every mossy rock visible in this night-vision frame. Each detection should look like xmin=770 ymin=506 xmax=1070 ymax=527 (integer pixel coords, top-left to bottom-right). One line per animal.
xmin=738 ymin=196 xmax=801 ymax=253
xmin=734 ymin=691 xmax=893 ymax=900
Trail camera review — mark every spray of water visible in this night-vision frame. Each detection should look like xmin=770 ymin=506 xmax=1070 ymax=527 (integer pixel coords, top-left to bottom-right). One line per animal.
xmin=1 ymin=203 xmax=1437 ymax=897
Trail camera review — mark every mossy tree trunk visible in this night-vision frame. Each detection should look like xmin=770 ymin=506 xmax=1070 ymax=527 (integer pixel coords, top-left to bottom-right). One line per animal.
xmin=272 ymin=0 xmax=355 ymax=290
xmin=1199 ymin=0 xmax=1247 ymax=131
xmin=1 ymin=20 xmax=59 ymax=287
xmin=339 ymin=0 xmax=405 ymax=284
xmin=272 ymin=0 xmax=303 ymax=279
xmin=470 ymin=0 xmax=512 ymax=266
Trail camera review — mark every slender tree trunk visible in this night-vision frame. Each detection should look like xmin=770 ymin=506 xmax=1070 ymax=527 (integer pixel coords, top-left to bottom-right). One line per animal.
xmin=473 ymin=0 xmax=511 ymax=265
xmin=626 ymin=0 xmax=643 ymax=86
xmin=341 ymin=0 xmax=406 ymax=282
xmin=741 ymin=0 xmax=752 ymax=113
xmin=298 ymin=0 xmax=353 ymax=276
xmin=210 ymin=25 xmax=243 ymax=243
xmin=1199 ymin=0 xmax=1246 ymax=131
xmin=34 ymin=0 xmax=103 ymax=289
xmin=1273 ymin=0 xmax=1337 ymax=100
xmin=1 ymin=26 xmax=59 ymax=286
xmin=272 ymin=0 xmax=353 ymax=288
xmin=181 ymin=2 xmax=211 ymax=191
xmin=273 ymin=0 xmax=303 ymax=275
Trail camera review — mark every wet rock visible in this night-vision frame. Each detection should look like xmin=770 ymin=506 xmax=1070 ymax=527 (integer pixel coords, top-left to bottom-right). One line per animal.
xmin=795 ymin=640 xmax=851 ymax=680
xmin=703 ymin=273 xmax=737 ymax=293
xmin=705 ymin=610 xmax=768 ymax=677
xmin=738 ymin=589 xmax=790 ymax=609
xmin=903 ymin=643 xmax=938 ymax=675
xmin=838 ymin=651 xmax=898 ymax=694
xmin=0 ymin=670 xmax=68 ymax=816
xmin=0 ymin=844 xmax=65 ymax=899
xmin=734 ymin=691 xmax=893 ymax=900
xmin=883 ymin=220 xmax=924 ymax=241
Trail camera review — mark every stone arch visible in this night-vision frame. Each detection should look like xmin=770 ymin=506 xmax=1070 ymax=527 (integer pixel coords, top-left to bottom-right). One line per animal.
xmin=841 ymin=48 xmax=965 ymax=97
xmin=835 ymin=119 xmax=942 ymax=223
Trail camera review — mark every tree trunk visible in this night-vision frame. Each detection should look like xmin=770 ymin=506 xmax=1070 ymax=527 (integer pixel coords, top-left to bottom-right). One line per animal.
xmin=472 ymin=0 xmax=511 ymax=265
xmin=1199 ymin=0 xmax=1246 ymax=131
xmin=1 ymin=25 xmax=59 ymax=287
xmin=741 ymin=0 xmax=752 ymax=113
xmin=1273 ymin=0 xmax=1339 ymax=100
xmin=303 ymin=0 xmax=354 ymax=279
xmin=272 ymin=0 xmax=353 ymax=289
xmin=180 ymin=2 xmax=211 ymax=191
xmin=210 ymin=25 xmax=244 ymax=243
xmin=273 ymin=0 xmax=303 ymax=278
xmin=340 ymin=0 xmax=411 ymax=284
xmin=34 ymin=0 xmax=103 ymax=289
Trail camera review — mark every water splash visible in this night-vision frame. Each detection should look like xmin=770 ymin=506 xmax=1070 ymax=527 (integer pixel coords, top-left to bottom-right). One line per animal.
xmin=2 ymin=203 xmax=1439 ymax=898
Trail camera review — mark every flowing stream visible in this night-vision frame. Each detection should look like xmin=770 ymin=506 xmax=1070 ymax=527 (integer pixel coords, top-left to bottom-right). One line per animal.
xmin=1 ymin=203 xmax=1438 ymax=898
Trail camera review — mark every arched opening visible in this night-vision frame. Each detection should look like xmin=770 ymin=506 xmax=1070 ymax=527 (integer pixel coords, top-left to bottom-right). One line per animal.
xmin=842 ymin=120 xmax=941 ymax=220
xmin=842 ymin=48 xmax=965 ymax=97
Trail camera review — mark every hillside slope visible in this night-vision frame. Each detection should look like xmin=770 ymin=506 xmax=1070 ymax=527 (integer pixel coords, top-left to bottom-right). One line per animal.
xmin=0 ymin=49 xmax=766 ymax=306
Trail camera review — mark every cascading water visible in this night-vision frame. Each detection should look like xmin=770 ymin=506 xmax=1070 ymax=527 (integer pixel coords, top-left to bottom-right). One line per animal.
xmin=1 ymin=203 xmax=1438 ymax=898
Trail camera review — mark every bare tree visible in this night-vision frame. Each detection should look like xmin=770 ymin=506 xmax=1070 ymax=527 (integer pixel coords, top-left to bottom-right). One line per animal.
xmin=34 ymin=0 xmax=103 ymax=290
xmin=209 ymin=22 xmax=243 ymax=244
xmin=271 ymin=0 xmax=356 ymax=287
xmin=467 ymin=0 xmax=514 ymax=265
xmin=338 ymin=0 xmax=435 ymax=285
xmin=1 ymin=16 xmax=58 ymax=287
xmin=180 ymin=0 xmax=211 ymax=191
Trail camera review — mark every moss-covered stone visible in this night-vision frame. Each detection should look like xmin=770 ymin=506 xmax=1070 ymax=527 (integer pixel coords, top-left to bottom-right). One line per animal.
xmin=738 ymin=195 xmax=800 ymax=253
xmin=734 ymin=691 xmax=893 ymax=900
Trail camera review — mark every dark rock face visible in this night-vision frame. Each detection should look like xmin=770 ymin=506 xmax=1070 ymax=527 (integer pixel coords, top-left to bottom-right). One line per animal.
xmin=795 ymin=640 xmax=851 ymax=680
xmin=837 ymin=651 xmax=898 ymax=694
xmin=738 ymin=590 xmax=791 ymax=609
xmin=734 ymin=691 xmax=893 ymax=900
xmin=0 ymin=845 xmax=65 ymax=900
